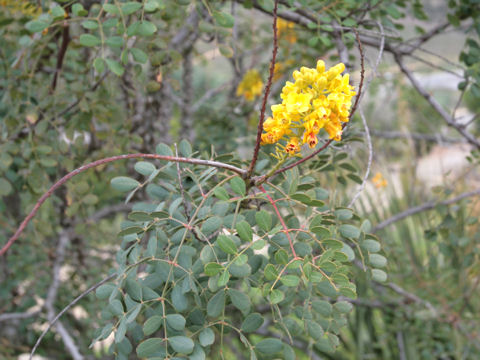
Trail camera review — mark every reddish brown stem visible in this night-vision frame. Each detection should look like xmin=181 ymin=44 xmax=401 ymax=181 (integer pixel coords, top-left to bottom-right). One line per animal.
xmin=51 ymin=18 xmax=70 ymax=92
xmin=258 ymin=184 xmax=297 ymax=257
xmin=0 ymin=153 xmax=245 ymax=257
xmin=246 ymin=0 xmax=279 ymax=179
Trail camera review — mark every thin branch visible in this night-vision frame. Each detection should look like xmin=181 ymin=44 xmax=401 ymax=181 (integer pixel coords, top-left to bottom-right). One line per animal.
xmin=0 ymin=310 xmax=41 ymax=322
xmin=348 ymin=108 xmax=372 ymax=207
xmin=55 ymin=71 xmax=109 ymax=119
xmin=386 ymin=282 xmax=436 ymax=313
xmin=192 ymin=81 xmax=231 ymax=112
xmin=348 ymin=29 xmax=365 ymax=120
xmin=181 ymin=50 xmax=195 ymax=143
xmin=336 ymin=295 xmax=388 ymax=308
xmin=356 ymin=21 xmax=384 ymax=104
xmin=348 ymin=21 xmax=383 ymax=207
xmin=174 ymin=144 xmax=192 ymax=220
xmin=30 ymin=274 xmax=116 ymax=360
xmin=0 ymin=153 xmax=246 ymax=256
xmin=50 ymin=21 xmax=70 ymax=92
xmin=255 ymin=326 xmax=322 ymax=360
xmin=373 ymin=188 xmax=480 ymax=232
xmin=397 ymin=331 xmax=407 ymax=360
xmin=43 ymin=231 xmax=83 ymax=360
xmin=258 ymin=184 xmax=297 ymax=257
xmin=243 ymin=0 xmax=463 ymax=75
xmin=246 ymin=0 xmax=279 ymax=179
xmin=368 ymin=129 xmax=467 ymax=144
xmin=404 ymin=21 xmax=450 ymax=52
xmin=394 ymin=54 xmax=480 ymax=149
xmin=452 ymin=79 xmax=468 ymax=120
xmin=85 ymin=203 xmax=133 ymax=223
xmin=332 ymin=20 xmax=350 ymax=69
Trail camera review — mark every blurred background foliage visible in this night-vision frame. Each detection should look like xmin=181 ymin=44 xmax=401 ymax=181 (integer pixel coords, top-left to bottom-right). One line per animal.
xmin=0 ymin=0 xmax=479 ymax=359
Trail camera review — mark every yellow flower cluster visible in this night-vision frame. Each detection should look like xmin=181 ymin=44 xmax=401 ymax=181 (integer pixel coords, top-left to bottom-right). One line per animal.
xmin=261 ymin=60 xmax=356 ymax=155
xmin=0 ymin=0 xmax=41 ymax=17
xmin=236 ymin=69 xmax=264 ymax=101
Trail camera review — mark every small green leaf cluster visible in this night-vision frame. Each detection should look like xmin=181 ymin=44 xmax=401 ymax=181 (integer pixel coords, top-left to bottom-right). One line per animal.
xmin=94 ymin=141 xmax=386 ymax=358
xmin=448 ymin=0 xmax=480 ymax=98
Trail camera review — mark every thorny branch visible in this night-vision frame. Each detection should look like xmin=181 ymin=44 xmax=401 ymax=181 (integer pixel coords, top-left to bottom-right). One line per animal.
xmin=247 ymin=0 xmax=279 ymax=179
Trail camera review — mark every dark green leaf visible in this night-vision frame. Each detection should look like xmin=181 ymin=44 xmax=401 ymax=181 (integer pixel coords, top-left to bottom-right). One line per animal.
xmin=269 ymin=289 xmax=284 ymax=304
xmin=312 ymin=300 xmax=332 ymax=317
xmin=0 ymin=178 xmax=13 ymax=196
xmin=217 ymin=270 xmax=230 ymax=287
xmin=136 ymin=20 xmax=157 ymax=36
xmin=105 ymin=59 xmax=125 ymax=76
xmin=213 ymin=10 xmax=235 ymax=28
xmin=241 ymin=313 xmax=264 ymax=333
xmin=369 ymin=254 xmax=387 ymax=268
xmin=236 ymin=220 xmax=252 ymax=242
xmin=207 ymin=291 xmax=225 ymax=317
xmin=230 ymin=177 xmax=246 ymax=196
xmin=96 ymin=284 xmax=115 ymax=299
xmin=274 ymin=249 xmax=288 ymax=264
xmin=166 ymin=314 xmax=186 ymax=331
xmin=169 ymin=336 xmax=194 ymax=354
xmin=143 ymin=315 xmax=162 ymax=336
xmin=25 ymin=20 xmax=50 ymax=33
xmin=130 ymin=48 xmax=148 ymax=64
xmin=339 ymin=224 xmax=360 ymax=239
xmin=334 ymin=301 xmax=353 ymax=313
xmin=106 ymin=36 xmax=124 ymax=48
xmin=136 ymin=338 xmax=164 ymax=357
xmin=122 ymin=1 xmax=142 ymax=15
xmin=79 ymin=34 xmax=101 ymax=47
xmin=199 ymin=328 xmax=215 ymax=346
xmin=228 ymin=288 xmax=251 ymax=313
xmin=311 ymin=226 xmax=330 ymax=239
xmin=372 ymin=269 xmax=387 ymax=282
xmin=81 ymin=20 xmax=98 ymax=30
xmin=264 ymin=264 xmax=278 ymax=281
xmin=306 ymin=320 xmax=324 ymax=340
xmin=204 ymin=262 xmax=223 ymax=276
xmin=280 ymin=275 xmax=300 ymax=287
xmin=214 ymin=186 xmax=229 ymax=200
xmin=201 ymin=216 xmax=222 ymax=235
xmin=217 ymin=235 xmax=237 ymax=254
xmin=115 ymin=317 xmax=127 ymax=343
xmin=255 ymin=338 xmax=283 ymax=354
xmin=171 ymin=285 xmax=188 ymax=312
xmin=255 ymin=210 xmax=272 ymax=231
xmin=72 ymin=3 xmax=88 ymax=16
xmin=362 ymin=239 xmax=381 ymax=252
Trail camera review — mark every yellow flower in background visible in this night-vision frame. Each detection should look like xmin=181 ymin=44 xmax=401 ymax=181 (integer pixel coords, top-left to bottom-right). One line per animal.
xmin=277 ymin=19 xmax=297 ymax=43
xmin=261 ymin=60 xmax=356 ymax=156
xmin=236 ymin=69 xmax=264 ymax=101
xmin=0 ymin=0 xmax=41 ymax=16
xmin=372 ymin=172 xmax=388 ymax=188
